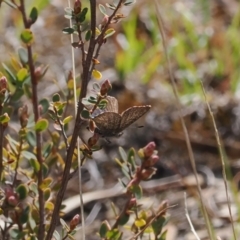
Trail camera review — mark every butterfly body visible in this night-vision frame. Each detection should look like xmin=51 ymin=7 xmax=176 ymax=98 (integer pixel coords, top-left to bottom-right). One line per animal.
xmin=92 ymin=96 xmax=151 ymax=137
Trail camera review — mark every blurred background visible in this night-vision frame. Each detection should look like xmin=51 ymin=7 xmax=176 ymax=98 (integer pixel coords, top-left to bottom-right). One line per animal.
xmin=1 ymin=0 xmax=240 ymax=239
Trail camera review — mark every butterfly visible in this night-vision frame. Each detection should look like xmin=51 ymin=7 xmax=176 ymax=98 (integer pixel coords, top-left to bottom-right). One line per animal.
xmin=92 ymin=96 xmax=151 ymax=137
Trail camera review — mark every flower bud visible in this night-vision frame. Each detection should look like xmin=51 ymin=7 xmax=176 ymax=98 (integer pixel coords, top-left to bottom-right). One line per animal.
xmin=70 ymin=214 xmax=80 ymax=230
xmin=142 ymin=141 xmax=156 ymax=158
xmin=74 ymin=0 xmax=81 ymax=14
xmin=88 ymin=133 xmax=99 ymax=147
xmin=0 ymin=76 xmax=8 ymax=94
xmin=100 ymin=79 xmax=112 ymax=96
xmin=101 ymin=15 xmax=109 ymax=30
xmin=144 ymin=155 xmax=159 ymax=167
xmin=7 ymin=196 xmax=18 ymax=206
xmin=18 ymin=105 xmax=29 ymax=128
xmin=140 ymin=167 xmax=156 ymax=180
xmin=129 ymin=197 xmax=137 ymax=208
xmin=34 ymin=66 xmax=42 ymax=79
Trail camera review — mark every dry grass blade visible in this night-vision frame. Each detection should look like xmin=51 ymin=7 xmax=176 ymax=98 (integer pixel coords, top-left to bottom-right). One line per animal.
xmin=184 ymin=192 xmax=200 ymax=240
xmin=200 ymin=81 xmax=237 ymax=240
xmin=67 ymin=0 xmax=85 ymax=238
xmin=153 ymin=0 xmax=215 ymax=239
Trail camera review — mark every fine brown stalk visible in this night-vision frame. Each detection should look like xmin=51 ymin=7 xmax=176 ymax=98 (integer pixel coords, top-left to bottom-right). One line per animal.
xmin=18 ymin=1 xmax=45 ymax=239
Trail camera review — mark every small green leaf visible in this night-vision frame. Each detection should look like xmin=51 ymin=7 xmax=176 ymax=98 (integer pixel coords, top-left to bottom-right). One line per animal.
xmin=45 ymin=201 xmax=54 ymax=211
xmin=26 ymin=131 xmax=36 ymax=147
xmin=63 ymin=115 xmax=73 ymax=125
xmin=158 ymin=229 xmax=167 ymax=240
xmin=22 ymin=151 xmax=37 ymax=161
xmin=29 ymin=182 xmax=38 ymax=195
xmin=2 ymin=63 xmax=17 ymax=84
xmin=29 ymin=159 xmax=40 ymax=172
xmin=77 ymin=7 xmax=88 ymax=22
xmin=124 ymin=0 xmax=136 ymax=6
xmin=18 ymin=47 xmax=28 ymax=63
xmin=42 ymin=142 xmax=53 ymax=159
xmin=62 ymin=27 xmax=75 ymax=34
xmin=98 ymin=99 xmax=108 ymax=109
xmin=81 ymin=110 xmax=90 ymax=119
xmin=104 ymin=28 xmax=116 ymax=39
xmin=16 ymin=184 xmax=29 ymax=200
xmin=130 ymin=184 xmax=142 ymax=199
xmin=86 ymin=96 xmax=97 ymax=104
xmin=106 ymin=229 xmax=121 ymax=239
xmin=67 ymin=234 xmax=75 ymax=240
xmin=92 ymin=82 xmax=100 ymax=91
xmin=119 ymin=147 xmax=127 ymax=161
xmin=152 ymin=216 xmax=166 ymax=236
xmin=44 ymin=188 xmax=51 ymax=201
xmin=99 ymin=221 xmax=110 ymax=238
xmin=35 ymin=119 xmax=49 ymax=132
xmin=118 ymin=213 xmax=130 ymax=225
xmin=52 ymin=93 xmax=60 ymax=102
xmin=40 ymin=177 xmax=53 ymax=190
xmin=96 ymin=27 xmax=101 ymax=36
xmin=39 ymin=98 xmax=50 ymax=114
xmin=99 ymin=4 xmax=107 ymax=15
xmin=127 ymin=148 xmax=136 ymax=170
xmin=92 ymin=69 xmax=102 ymax=80
xmin=18 ymin=47 xmax=28 ymax=64
xmin=20 ymin=29 xmax=34 ymax=44
xmin=106 ymin=3 xmax=116 ymax=10
xmin=135 ymin=218 xmax=146 ymax=228
xmin=42 ymin=163 xmax=49 ymax=178
xmin=53 ymin=231 xmax=61 ymax=240
xmin=20 ymin=205 xmax=30 ymax=224
xmin=11 ymin=57 xmax=22 ymax=72
xmin=0 ymin=113 xmax=10 ymax=124
xmin=17 ymin=68 xmax=28 ymax=82
xmin=30 ymin=7 xmax=38 ymax=24
xmin=60 ymin=218 xmax=70 ymax=232
xmin=85 ymin=30 xmax=91 ymax=41
xmin=11 ymin=88 xmax=24 ymax=101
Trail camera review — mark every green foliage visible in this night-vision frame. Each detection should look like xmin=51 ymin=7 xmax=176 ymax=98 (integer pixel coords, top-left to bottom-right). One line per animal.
xmin=0 ymin=1 xmax=165 ymax=240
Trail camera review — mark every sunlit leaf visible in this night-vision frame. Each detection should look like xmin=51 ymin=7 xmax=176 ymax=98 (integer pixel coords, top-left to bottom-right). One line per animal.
xmin=20 ymin=29 xmax=34 ymax=44
xmin=104 ymin=28 xmax=116 ymax=39
xmin=45 ymin=201 xmax=54 ymax=211
xmin=62 ymin=27 xmax=75 ymax=34
xmin=135 ymin=218 xmax=146 ymax=228
xmin=16 ymin=68 xmax=28 ymax=82
xmin=16 ymin=184 xmax=29 ymax=200
xmin=30 ymin=7 xmax=38 ymax=24
xmin=63 ymin=115 xmax=73 ymax=125
xmin=35 ymin=119 xmax=49 ymax=132
xmin=92 ymin=69 xmax=102 ymax=80
xmin=18 ymin=47 xmax=28 ymax=64
xmin=99 ymin=4 xmax=107 ymax=15
xmin=39 ymin=177 xmax=53 ymax=190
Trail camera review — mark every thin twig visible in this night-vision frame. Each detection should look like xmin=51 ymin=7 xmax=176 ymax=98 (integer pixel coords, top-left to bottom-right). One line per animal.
xmin=12 ymin=138 xmax=23 ymax=186
xmin=153 ymin=1 xmax=215 ymax=239
xmin=68 ymin=0 xmax=86 ymax=238
xmin=0 ymin=104 xmax=4 ymax=179
xmin=18 ymin=1 xmax=44 ymax=239
xmin=45 ymin=1 xmax=97 ymax=239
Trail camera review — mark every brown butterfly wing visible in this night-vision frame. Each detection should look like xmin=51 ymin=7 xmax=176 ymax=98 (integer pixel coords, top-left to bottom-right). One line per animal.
xmin=93 ymin=112 xmax=122 ymax=136
xmin=105 ymin=96 xmax=118 ymax=113
xmin=119 ymin=105 xmax=151 ymax=131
